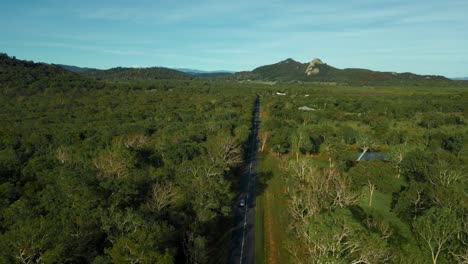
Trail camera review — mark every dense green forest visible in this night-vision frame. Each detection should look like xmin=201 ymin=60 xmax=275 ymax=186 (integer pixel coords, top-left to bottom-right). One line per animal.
xmin=255 ymin=85 xmax=467 ymax=263
xmin=1 ymin=53 xmax=467 ymax=263
xmin=0 ymin=54 xmax=257 ymax=263
xmin=0 ymin=53 xmax=106 ymax=96
xmin=82 ymin=67 xmax=194 ymax=82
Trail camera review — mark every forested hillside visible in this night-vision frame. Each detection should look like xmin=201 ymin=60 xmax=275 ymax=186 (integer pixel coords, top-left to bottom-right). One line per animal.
xmin=82 ymin=67 xmax=194 ymax=82
xmin=255 ymin=85 xmax=467 ymax=263
xmin=0 ymin=55 xmax=256 ymax=263
xmin=53 ymin=56 xmax=460 ymax=87
xmin=0 ymin=53 xmax=104 ymax=95
xmin=228 ymin=58 xmax=455 ymax=86
xmin=56 ymin=64 xmax=97 ymax=73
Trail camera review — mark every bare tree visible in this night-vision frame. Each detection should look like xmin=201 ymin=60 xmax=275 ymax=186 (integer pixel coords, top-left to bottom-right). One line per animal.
xmin=324 ymin=143 xmax=337 ymax=168
xmin=287 ymin=185 xmax=318 ymax=224
xmin=414 ymin=208 xmax=461 ymax=264
xmin=123 ymin=133 xmax=150 ymax=149
xmin=291 ymin=131 xmax=305 ymax=162
xmin=368 ymin=180 xmax=375 ymax=207
xmin=411 ymin=189 xmax=425 ymax=220
xmin=450 ymin=248 xmax=468 ymax=264
xmin=55 ymin=146 xmax=70 ymax=164
xmin=207 ymin=136 xmax=242 ymax=169
xmin=346 ymin=234 xmax=390 ymax=264
xmin=259 ymin=132 xmax=269 ymax=152
xmin=376 ymin=220 xmax=393 ymax=240
xmin=428 ymin=158 xmax=465 ymax=187
xmin=365 ymin=217 xmax=393 ymax=240
xmin=313 ymin=225 xmax=351 ymax=259
xmin=389 ymin=145 xmax=406 ymax=178
xmin=146 ymin=182 xmax=178 ymax=213
xmin=288 ymin=158 xmax=313 ymax=182
xmin=93 ymin=148 xmax=133 ymax=179
xmin=356 ymin=136 xmax=377 ymax=161
xmin=450 ymin=219 xmax=468 ymax=263
xmin=326 ymin=168 xmax=358 ymax=209
xmin=14 ymin=220 xmax=49 ymax=264
xmin=287 ymin=244 xmax=304 ymax=264
xmin=285 ymin=159 xmax=360 ymax=263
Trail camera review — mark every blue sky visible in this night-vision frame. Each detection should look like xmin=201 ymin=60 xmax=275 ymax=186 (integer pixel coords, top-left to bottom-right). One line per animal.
xmin=1 ymin=0 xmax=467 ymax=77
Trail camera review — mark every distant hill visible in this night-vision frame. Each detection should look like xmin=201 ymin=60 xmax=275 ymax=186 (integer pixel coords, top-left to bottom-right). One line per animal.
xmin=58 ymin=65 xmax=234 ymax=80
xmin=0 ymin=53 xmax=103 ymax=95
xmin=173 ymin=68 xmax=235 ymax=74
xmin=82 ymin=67 xmax=194 ymax=82
xmin=226 ymin=58 xmax=454 ymax=86
xmin=56 ymin=64 xmax=97 ymax=73
xmin=452 ymin=77 xmax=468 ymax=81
xmin=173 ymin=68 xmax=234 ymax=79
xmin=193 ymin=72 xmax=234 ymax=79
xmin=2 ymin=53 xmax=462 ymax=87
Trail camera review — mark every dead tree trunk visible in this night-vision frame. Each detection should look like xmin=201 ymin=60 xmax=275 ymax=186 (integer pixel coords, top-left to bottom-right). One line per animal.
xmin=368 ymin=180 xmax=375 ymax=207
xmin=357 ymin=146 xmax=369 ymax=161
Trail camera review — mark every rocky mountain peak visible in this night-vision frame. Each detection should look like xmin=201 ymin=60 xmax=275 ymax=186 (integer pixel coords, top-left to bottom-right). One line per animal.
xmin=305 ymin=58 xmax=323 ymax=76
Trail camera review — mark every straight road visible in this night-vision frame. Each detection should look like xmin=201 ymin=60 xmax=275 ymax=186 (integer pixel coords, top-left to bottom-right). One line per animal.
xmin=229 ymin=95 xmax=260 ymax=264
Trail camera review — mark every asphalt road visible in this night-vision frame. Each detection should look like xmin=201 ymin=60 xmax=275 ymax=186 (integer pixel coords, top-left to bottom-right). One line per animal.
xmin=229 ymin=95 xmax=260 ymax=264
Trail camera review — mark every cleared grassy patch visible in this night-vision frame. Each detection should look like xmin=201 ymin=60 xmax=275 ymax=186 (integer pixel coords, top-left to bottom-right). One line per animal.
xmin=358 ymin=187 xmax=412 ymax=240
xmin=256 ymin=153 xmax=297 ymax=264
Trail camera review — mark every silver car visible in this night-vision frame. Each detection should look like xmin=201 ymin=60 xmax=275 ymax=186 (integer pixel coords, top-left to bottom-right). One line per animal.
xmin=239 ymin=198 xmax=246 ymax=207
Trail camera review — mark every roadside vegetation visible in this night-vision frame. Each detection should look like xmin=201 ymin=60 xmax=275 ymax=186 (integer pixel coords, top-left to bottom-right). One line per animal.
xmin=256 ymin=85 xmax=467 ymax=263
xmin=1 ymin=53 xmax=467 ymax=263
xmin=0 ymin=54 xmax=257 ymax=263
xmin=256 ymin=153 xmax=300 ymax=264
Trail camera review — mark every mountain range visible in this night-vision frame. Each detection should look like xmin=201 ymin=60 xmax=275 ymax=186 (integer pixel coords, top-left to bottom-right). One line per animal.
xmin=226 ymin=58 xmax=453 ymax=86
xmin=57 ymin=57 xmax=456 ymax=86
xmin=173 ymin=68 xmax=235 ymax=74
xmin=57 ymin=64 xmax=234 ymax=74
xmin=2 ymin=53 xmax=464 ymax=86
xmin=55 ymin=64 xmax=233 ymax=81
xmin=80 ymin=67 xmax=194 ymax=82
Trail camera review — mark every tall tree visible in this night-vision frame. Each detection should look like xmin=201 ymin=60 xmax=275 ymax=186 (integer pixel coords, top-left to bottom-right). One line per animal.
xmin=414 ymin=208 xmax=461 ymax=264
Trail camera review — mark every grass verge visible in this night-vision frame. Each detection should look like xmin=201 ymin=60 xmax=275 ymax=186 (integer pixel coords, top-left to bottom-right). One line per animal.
xmin=255 ymin=190 xmax=265 ymax=264
xmin=255 ymin=153 xmax=294 ymax=264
